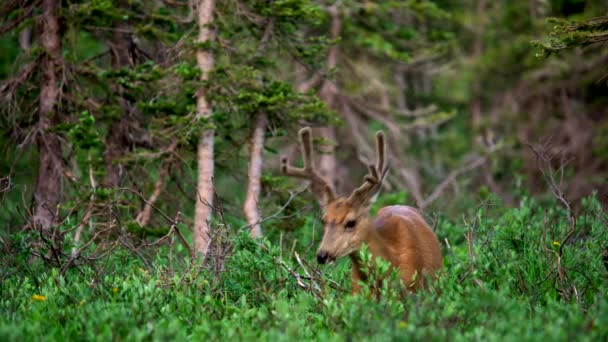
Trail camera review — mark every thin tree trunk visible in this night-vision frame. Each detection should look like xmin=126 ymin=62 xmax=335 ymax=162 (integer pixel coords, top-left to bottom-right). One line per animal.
xmin=243 ymin=113 xmax=268 ymax=238
xmin=135 ymin=140 xmax=177 ymax=226
xmin=470 ymin=0 xmax=486 ymax=134
xmin=32 ymin=0 xmax=63 ymax=231
xmin=19 ymin=26 xmax=31 ymax=50
xmin=104 ymin=14 xmax=134 ymax=187
xmin=136 ymin=165 xmax=169 ymax=227
xmin=314 ymin=5 xmax=342 ymax=191
xmin=193 ymin=0 xmax=216 ymax=256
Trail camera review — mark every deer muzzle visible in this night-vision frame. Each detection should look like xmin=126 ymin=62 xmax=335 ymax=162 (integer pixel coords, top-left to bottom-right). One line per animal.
xmin=316 ymin=251 xmax=331 ymax=264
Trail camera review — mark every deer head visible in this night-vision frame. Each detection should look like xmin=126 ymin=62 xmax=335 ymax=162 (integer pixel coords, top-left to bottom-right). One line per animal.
xmin=281 ymin=127 xmax=388 ymax=264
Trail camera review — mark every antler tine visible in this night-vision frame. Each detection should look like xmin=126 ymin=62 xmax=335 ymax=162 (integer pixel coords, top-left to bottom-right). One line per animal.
xmin=349 ymin=131 xmax=389 ymax=205
xmin=375 ymin=131 xmax=386 ymax=174
xmin=281 ymin=127 xmax=336 ymax=204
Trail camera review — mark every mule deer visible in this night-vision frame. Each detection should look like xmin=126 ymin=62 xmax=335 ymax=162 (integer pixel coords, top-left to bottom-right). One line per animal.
xmin=281 ymin=127 xmax=442 ymax=292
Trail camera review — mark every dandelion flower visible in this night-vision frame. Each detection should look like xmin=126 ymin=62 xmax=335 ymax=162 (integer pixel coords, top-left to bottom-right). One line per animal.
xmin=31 ymin=294 xmax=46 ymax=302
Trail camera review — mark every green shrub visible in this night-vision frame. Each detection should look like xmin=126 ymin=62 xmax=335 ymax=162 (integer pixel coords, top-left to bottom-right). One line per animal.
xmin=1 ymin=195 xmax=606 ymax=340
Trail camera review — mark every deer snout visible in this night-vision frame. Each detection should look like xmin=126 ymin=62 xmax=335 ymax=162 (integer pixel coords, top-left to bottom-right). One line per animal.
xmin=316 ymin=251 xmax=330 ymax=264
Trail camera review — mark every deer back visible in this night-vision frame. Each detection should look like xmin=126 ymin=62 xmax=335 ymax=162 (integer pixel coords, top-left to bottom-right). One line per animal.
xmin=367 ymin=205 xmax=443 ymax=291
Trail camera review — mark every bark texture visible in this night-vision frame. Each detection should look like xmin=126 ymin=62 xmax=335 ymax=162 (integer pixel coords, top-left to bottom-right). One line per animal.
xmin=193 ymin=0 xmax=216 ymax=256
xmin=32 ymin=0 xmax=63 ymax=231
xmin=313 ymin=6 xmax=342 ymax=191
xmin=243 ymin=113 xmax=268 ymax=238
xmin=469 ymin=0 xmax=486 ymax=134
xmin=104 ymin=16 xmax=134 ymax=187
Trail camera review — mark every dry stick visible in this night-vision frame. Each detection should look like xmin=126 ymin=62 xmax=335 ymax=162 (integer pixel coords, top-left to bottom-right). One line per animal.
xmin=420 ymin=155 xmax=487 ymax=210
xmin=238 ymin=189 xmax=305 ymax=231
xmin=295 ymin=251 xmax=323 ymax=295
xmin=242 ymin=113 xmax=268 ymax=238
xmin=72 ymin=154 xmax=97 ymax=257
xmin=135 ymin=140 xmax=178 ymax=227
xmin=0 ymin=176 xmax=13 ymax=209
xmin=0 ymin=0 xmax=41 ymax=35
xmin=117 ymin=187 xmax=194 ymax=260
xmin=61 ymin=225 xmax=116 ymax=276
xmin=136 ymin=166 xmax=170 ymax=226
xmin=527 ymin=142 xmax=579 ymax=303
xmin=0 ymin=56 xmax=41 ymax=98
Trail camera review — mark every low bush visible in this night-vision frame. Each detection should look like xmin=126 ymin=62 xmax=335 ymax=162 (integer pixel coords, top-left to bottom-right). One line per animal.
xmin=1 ymin=195 xmax=607 ymax=340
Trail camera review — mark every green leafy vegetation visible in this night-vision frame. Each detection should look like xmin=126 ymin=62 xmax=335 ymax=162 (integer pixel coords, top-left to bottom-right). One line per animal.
xmin=1 ymin=195 xmax=606 ymax=340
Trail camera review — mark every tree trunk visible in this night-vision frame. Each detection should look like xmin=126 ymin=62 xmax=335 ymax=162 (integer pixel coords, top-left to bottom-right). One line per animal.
xmin=32 ymin=0 xmax=63 ymax=231
xmin=19 ymin=26 xmax=32 ymax=50
xmin=104 ymin=15 xmax=134 ymax=187
xmin=193 ymin=0 xmax=216 ymax=256
xmin=470 ymin=0 xmax=486 ymax=134
xmin=243 ymin=113 xmax=268 ymax=238
xmin=314 ymin=5 xmax=342 ymax=191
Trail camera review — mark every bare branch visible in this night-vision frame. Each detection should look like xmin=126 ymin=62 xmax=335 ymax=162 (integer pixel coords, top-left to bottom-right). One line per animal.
xmin=420 ymin=155 xmax=487 ymax=210
xmin=0 ymin=0 xmax=41 ymax=35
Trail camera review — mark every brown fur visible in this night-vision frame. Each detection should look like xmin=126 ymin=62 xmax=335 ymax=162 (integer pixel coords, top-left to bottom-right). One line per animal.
xmin=319 ymin=203 xmax=442 ymax=293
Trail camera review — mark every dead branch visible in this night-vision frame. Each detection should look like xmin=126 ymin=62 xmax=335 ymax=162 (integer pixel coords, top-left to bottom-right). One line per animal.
xmin=0 ymin=0 xmax=41 ymax=35
xmin=527 ymin=140 xmax=579 ymax=302
xmin=239 ymin=189 xmax=304 ymax=231
xmin=0 ymin=56 xmax=41 ymax=100
xmin=420 ymin=155 xmax=487 ymax=210
xmin=0 ymin=176 xmax=14 ymax=209
xmin=136 ymin=140 xmax=178 ymax=226
xmin=71 ymin=154 xmax=98 ymax=257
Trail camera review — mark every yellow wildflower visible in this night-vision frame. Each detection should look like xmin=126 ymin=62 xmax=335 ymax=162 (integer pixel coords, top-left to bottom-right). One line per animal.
xmin=31 ymin=294 xmax=46 ymax=302
xmin=112 ymin=287 xmax=119 ymax=294
xmin=553 ymin=241 xmax=560 ymax=246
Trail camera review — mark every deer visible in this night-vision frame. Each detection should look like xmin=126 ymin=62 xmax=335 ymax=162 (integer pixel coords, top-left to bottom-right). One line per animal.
xmin=281 ymin=127 xmax=442 ymax=293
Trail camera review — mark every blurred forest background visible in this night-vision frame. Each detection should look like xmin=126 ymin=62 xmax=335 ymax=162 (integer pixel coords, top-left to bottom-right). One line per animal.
xmin=1 ymin=0 xmax=607 ymax=340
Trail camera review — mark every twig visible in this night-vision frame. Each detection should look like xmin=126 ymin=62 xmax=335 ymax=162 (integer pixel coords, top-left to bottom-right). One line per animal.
xmin=238 ymin=189 xmax=305 ymax=231
xmin=421 ymin=155 xmax=487 ymax=209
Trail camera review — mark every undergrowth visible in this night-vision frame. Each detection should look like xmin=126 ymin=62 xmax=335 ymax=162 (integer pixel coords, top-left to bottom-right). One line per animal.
xmin=1 ymin=195 xmax=607 ymax=341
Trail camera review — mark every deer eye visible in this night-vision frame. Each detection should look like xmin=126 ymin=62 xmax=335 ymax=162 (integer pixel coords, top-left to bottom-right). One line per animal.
xmin=345 ymin=220 xmax=357 ymax=229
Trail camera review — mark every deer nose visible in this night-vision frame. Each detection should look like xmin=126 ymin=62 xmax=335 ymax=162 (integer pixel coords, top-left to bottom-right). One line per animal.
xmin=317 ymin=251 xmax=329 ymax=264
